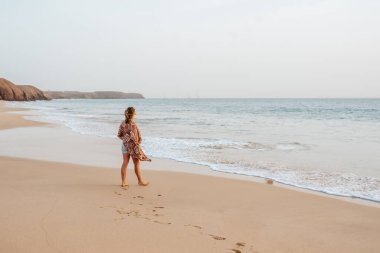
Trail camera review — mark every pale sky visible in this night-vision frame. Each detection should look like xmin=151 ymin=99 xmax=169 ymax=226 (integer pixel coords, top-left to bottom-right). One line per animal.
xmin=1 ymin=0 xmax=379 ymax=98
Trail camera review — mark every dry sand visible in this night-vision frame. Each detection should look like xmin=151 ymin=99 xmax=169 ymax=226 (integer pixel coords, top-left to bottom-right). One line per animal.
xmin=1 ymin=101 xmax=380 ymax=253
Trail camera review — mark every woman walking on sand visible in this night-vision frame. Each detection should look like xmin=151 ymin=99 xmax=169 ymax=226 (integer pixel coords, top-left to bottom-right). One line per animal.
xmin=117 ymin=107 xmax=151 ymax=187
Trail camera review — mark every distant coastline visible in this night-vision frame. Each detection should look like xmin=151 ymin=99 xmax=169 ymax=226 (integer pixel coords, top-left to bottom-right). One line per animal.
xmin=44 ymin=91 xmax=144 ymax=99
xmin=0 ymin=77 xmax=144 ymax=101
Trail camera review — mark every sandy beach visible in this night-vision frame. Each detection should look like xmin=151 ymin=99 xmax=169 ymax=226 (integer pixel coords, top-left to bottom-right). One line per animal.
xmin=1 ymin=101 xmax=380 ymax=253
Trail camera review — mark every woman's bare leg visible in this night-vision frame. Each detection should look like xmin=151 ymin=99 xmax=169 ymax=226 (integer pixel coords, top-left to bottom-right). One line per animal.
xmin=121 ymin=154 xmax=130 ymax=187
xmin=132 ymin=157 xmax=149 ymax=186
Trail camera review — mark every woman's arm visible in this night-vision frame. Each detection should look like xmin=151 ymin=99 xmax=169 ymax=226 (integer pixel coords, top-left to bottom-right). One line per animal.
xmin=117 ymin=123 xmax=124 ymax=140
xmin=136 ymin=125 xmax=142 ymax=144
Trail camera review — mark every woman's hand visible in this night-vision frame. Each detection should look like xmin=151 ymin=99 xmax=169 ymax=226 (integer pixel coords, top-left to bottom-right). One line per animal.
xmin=136 ymin=125 xmax=142 ymax=144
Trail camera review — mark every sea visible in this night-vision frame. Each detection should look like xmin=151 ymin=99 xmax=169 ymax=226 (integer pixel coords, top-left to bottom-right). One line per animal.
xmin=10 ymin=98 xmax=380 ymax=202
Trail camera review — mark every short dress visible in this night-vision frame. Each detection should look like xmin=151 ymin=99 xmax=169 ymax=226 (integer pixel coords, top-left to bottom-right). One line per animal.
xmin=117 ymin=121 xmax=151 ymax=162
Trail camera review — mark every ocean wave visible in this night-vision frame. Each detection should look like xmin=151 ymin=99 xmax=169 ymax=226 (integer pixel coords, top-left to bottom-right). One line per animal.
xmin=199 ymin=141 xmax=272 ymax=151
xmin=142 ymin=136 xmax=380 ymax=202
xmin=275 ymin=142 xmax=310 ymax=151
xmin=209 ymin=163 xmax=380 ymax=202
xmin=145 ymin=143 xmax=380 ymax=202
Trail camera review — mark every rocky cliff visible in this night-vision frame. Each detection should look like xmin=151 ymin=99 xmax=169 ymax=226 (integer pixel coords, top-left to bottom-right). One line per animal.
xmin=0 ymin=78 xmax=50 ymax=101
xmin=43 ymin=91 xmax=144 ymax=99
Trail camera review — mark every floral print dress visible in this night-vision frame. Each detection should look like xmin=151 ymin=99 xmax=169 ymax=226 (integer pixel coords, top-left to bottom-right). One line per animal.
xmin=117 ymin=121 xmax=151 ymax=161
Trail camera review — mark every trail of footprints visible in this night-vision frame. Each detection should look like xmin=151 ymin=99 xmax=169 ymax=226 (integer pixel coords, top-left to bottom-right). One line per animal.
xmin=102 ymin=192 xmax=171 ymax=224
xmin=101 ymin=190 xmax=258 ymax=252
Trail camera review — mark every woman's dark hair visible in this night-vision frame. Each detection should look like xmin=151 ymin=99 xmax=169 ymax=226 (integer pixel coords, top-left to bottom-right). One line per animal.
xmin=124 ymin=107 xmax=136 ymax=124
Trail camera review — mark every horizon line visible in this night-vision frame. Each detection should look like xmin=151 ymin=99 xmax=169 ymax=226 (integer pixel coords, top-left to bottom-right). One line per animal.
xmin=145 ymin=97 xmax=380 ymax=99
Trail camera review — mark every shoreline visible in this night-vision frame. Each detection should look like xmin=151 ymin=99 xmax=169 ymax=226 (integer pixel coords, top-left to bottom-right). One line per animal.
xmin=1 ymin=100 xmax=380 ymax=253
xmin=2 ymin=100 xmax=379 ymax=208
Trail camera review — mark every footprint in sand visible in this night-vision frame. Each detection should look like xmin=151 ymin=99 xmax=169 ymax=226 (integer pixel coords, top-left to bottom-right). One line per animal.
xmin=130 ymin=212 xmax=169 ymax=223
xmin=153 ymin=220 xmax=171 ymax=225
xmin=187 ymin=226 xmax=248 ymax=253
xmin=114 ymin=191 xmax=122 ymax=196
xmin=184 ymin=224 xmax=203 ymax=230
xmin=116 ymin=209 xmax=128 ymax=215
xmin=209 ymin=234 xmax=226 ymax=240
xmin=229 ymin=242 xmax=246 ymax=253
xmin=115 ymin=209 xmax=142 ymax=218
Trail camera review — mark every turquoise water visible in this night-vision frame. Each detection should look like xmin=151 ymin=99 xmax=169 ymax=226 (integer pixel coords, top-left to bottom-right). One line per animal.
xmin=12 ymin=99 xmax=380 ymax=202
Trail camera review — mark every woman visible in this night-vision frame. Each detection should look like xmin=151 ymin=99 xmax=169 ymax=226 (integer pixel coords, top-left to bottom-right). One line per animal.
xmin=117 ymin=107 xmax=150 ymax=187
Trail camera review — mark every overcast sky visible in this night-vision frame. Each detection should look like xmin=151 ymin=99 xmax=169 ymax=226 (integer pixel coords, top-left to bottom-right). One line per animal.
xmin=1 ymin=0 xmax=379 ymax=98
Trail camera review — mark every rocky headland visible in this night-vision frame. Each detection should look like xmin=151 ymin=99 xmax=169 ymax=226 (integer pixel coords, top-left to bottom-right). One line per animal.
xmin=0 ymin=78 xmax=50 ymax=101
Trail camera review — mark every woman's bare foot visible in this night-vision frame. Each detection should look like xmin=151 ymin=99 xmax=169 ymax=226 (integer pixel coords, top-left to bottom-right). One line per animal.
xmin=138 ymin=181 xmax=149 ymax=186
xmin=121 ymin=182 xmax=129 ymax=187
